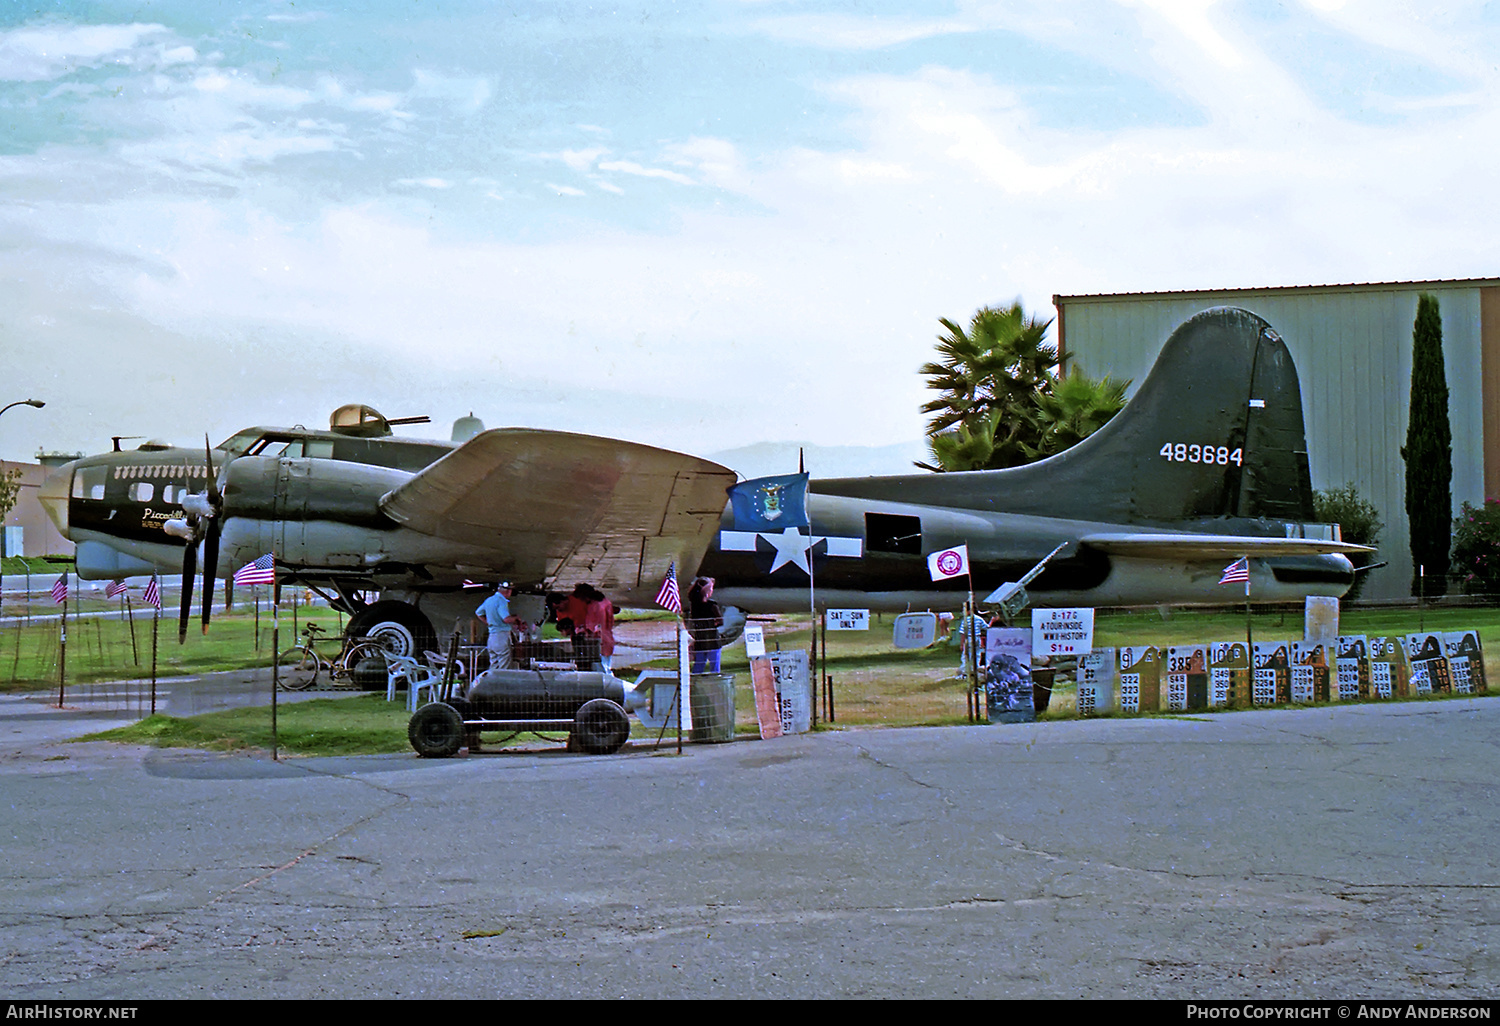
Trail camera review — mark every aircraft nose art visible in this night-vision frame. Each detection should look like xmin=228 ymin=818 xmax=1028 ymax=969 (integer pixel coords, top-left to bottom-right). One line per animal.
xmin=38 ymin=460 xmax=74 ymax=536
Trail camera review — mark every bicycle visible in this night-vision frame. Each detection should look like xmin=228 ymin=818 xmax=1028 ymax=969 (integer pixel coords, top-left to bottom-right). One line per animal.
xmin=277 ymin=624 xmax=391 ymax=691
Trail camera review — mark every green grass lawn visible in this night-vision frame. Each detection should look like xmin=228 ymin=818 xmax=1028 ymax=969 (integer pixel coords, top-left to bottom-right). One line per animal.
xmin=84 ymin=694 xmax=415 ymax=756
xmin=44 ymin=601 xmax=1500 ymax=757
xmin=0 ymin=605 xmax=347 ymax=690
xmin=82 ymin=693 xmax=679 ymax=757
xmin=0 ymin=556 xmax=73 ymax=575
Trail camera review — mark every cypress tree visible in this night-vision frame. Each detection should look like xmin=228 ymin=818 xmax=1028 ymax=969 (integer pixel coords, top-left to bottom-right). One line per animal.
xmin=1401 ymin=293 xmax=1452 ymax=597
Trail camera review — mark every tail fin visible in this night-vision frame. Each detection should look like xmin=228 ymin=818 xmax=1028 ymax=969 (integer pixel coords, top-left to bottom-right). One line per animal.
xmin=820 ymin=307 xmax=1315 ymax=525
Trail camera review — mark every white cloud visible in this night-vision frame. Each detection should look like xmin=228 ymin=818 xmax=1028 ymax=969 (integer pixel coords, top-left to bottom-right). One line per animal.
xmin=410 ymin=69 xmax=493 ymax=111
xmin=192 ymin=69 xmax=314 ymax=108
xmin=748 ymin=13 xmax=979 ymax=49
xmin=661 ymin=138 xmax=748 ymax=193
xmin=118 ymin=127 xmax=344 ymax=176
xmin=0 ymin=22 xmax=173 ymax=82
xmin=597 ymin=160 xmax=696 ymax=186
xmin=557 ymin=147 xmax=608 ymax=172
xmin=1125 ymin=0 xmax=1245 ymax=69
xmin=1298 ymin=0 xmax=1499 ymax=88
xmin=835 ymin=158 xmax=914 ymax=182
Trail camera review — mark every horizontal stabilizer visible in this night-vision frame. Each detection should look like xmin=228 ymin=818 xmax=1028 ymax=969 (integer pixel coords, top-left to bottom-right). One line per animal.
xmin=1079 ymin=533 xmax=1371 ymax=559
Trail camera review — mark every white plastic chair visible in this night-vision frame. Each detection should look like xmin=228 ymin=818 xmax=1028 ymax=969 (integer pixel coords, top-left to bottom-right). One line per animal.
xmin=385 ymin=653 xmax=444 ymax=711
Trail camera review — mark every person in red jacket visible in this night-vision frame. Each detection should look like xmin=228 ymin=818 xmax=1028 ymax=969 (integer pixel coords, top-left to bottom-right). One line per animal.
xmin=580 ymin=584 xmax=616 ymax=673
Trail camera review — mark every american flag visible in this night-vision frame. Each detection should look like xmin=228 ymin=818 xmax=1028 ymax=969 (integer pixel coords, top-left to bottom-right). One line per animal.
xmin=143 ymin=576 xmax=161 ymax=610
xmin=1219 ymin=556 xmax=1250 ymax=585
xmin=233 ymin=553 xmax=275 ymax=587
xmin=50 ymin=575 xmax=67 ymax=605
xmin=105 ymin=580 xmax=128 ymax=599
xmin=654 ymin=562 xmax=682 ymax=614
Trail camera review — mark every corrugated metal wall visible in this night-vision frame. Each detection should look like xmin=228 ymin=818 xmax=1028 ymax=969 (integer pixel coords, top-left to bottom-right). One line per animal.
xmin=1056 ymin=283 xmax=1492 ymax=601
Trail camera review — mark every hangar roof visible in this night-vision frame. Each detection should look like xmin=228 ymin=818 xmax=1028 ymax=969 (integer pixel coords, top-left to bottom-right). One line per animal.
xmin=1054 ymin=277 xmax=1500 ymax=306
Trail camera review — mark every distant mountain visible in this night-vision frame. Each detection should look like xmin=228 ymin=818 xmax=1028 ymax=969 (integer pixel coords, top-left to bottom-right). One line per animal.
xmin=705 ymin=439 xmax=930 ymax=480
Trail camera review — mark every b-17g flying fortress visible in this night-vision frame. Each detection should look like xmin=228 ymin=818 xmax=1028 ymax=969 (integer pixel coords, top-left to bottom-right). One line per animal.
xmin=40 ymin=307 xmax=1366 ymax=655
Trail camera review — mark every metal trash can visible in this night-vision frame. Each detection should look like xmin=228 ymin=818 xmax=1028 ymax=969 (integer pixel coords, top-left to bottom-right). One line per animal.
xmin=689 ymin=673 xmax=736 ymax=743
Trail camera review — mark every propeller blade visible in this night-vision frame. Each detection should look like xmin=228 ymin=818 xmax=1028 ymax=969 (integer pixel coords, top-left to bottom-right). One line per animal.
xmin=201 ymin=521 xmax=218 ymax=634
xmin=178 ymin=543 xmax=197 ymax=644
xmin=204 ymin=435 xmax=222 ymax=510
xmin=199 ymin=435 xmax=226 ymax=635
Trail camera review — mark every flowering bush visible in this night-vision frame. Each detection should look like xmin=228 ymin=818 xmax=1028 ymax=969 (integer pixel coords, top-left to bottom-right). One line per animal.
xmin=1451 ymin=500 xmax=1500 ymax=596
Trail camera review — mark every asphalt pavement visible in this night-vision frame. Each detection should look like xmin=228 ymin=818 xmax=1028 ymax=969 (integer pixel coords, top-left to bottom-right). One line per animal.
xmin=0 ymin=689 xmax=1496 ymax=999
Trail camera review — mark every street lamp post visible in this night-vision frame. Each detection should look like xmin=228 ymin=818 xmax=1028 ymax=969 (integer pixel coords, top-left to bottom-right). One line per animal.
xmin=0 ymin=401 xmax=45 ymax=475
xmin=0 ymin=399 xmax=44 ymax=419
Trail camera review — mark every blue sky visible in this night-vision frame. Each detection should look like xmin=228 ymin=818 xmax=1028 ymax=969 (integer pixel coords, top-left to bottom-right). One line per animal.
xmin=2 ymin=1 xmax=1497 ymax=467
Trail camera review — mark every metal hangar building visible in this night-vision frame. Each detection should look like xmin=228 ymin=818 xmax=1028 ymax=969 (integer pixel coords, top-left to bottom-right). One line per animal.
xmin=1053 ymin=278 xmax=1500 ymax=602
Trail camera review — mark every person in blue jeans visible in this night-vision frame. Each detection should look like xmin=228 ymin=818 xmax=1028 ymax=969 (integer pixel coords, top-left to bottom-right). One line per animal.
xmin=687 ymin=576 xmax=723 ymax=673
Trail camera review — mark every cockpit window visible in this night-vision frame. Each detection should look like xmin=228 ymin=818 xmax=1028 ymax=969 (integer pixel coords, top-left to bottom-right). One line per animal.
xmin=215 ymin=430 xmax=263 ymax=458
xmin=73 ymin=465 xmax=107 ymax=501
xmin=274 ymin=438 xmax=335 ymax=459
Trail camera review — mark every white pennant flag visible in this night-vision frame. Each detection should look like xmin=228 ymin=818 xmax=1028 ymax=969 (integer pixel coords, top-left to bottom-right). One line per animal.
xmin=926 ymin=544 xmax=970 ymax=581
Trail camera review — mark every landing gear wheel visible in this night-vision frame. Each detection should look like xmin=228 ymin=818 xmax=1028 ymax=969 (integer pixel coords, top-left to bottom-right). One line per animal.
xmin=572 ymin=698 xmax=630 ymax=755
xmin=408 ymin=702 xmax=464 ymax=758
xmin=277 ymin=648 xmax=319 ymax=691
xmin=346 ymin=601 xmax=436 ymax=659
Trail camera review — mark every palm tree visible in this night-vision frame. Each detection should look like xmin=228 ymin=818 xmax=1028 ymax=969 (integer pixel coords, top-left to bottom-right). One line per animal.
xmin=918 ymin=301 xmax=1127 ymax=472
xmin=1025 ymin=367 xmax=1130 ymax=462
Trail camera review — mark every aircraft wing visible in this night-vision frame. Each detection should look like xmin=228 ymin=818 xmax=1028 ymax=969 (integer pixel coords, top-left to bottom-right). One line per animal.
xmin=379 ymin=429 xmax=736 ymax=595
xmin=1079 ymin=533 xmax=1372 ymax=559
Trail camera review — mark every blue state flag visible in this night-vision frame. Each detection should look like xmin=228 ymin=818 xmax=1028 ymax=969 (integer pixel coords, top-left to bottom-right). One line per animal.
xmin=728 ymin=473 xmax=810 ymax=531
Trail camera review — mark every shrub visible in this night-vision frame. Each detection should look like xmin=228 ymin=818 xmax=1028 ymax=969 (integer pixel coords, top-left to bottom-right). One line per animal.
xmin=1314 ymin=483 xmax=1382 ymax=600
xmin=1314 ymin=483 xmax=1383 ymax=547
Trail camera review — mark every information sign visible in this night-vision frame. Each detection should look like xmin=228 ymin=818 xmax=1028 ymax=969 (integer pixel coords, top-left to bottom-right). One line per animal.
xmin=1031 ymin=608 xmax=1094 ymax=657
xmin=825 ymin=609 xmax=869 ymax=631
xmin=743 ymin=624 xmax=766 ymax=658
xmin=893 ymin=612 xmax=937 ymax=649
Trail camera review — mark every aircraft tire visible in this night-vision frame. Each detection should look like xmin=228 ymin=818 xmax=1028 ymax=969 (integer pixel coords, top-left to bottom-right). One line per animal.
xmin=347 ymin=601 xmax=436 ymax=659
xmin=408 ymin=702 xmax=464 ymax=758
xmin=571 ymin=698 xmax=630 ymax=755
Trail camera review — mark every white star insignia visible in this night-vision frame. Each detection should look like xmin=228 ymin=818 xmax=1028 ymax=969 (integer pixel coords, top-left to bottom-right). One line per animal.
xmin=765 ymin=528 xmax=816 ymax=574
xmin=716 ymin=530 xmax=862 ymax=577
